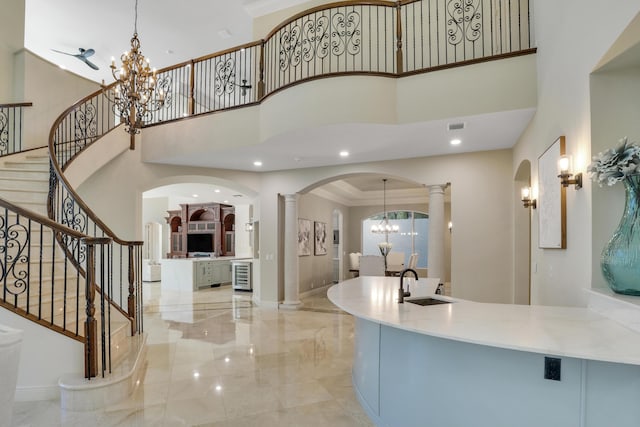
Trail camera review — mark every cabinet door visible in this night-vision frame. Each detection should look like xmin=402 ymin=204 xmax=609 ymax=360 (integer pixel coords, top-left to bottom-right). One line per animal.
xmin=195 ymin=262 xmax=214 ymax=287
xmin=221 ymin=262 xmax=232 ymax=283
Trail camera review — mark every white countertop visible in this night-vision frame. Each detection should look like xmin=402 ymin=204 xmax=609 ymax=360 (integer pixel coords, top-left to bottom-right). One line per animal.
xmin=161 ymin=257 xmax=252 ymax=262
xmin=327 ymin=276 xmax=640 ymax=366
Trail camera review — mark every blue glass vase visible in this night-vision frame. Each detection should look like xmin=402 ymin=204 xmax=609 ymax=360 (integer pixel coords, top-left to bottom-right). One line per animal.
xmin=601 ymin=175 xmax=640 ymax=295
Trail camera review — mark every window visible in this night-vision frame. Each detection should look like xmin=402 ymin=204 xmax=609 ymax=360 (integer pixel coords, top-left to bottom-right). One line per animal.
xmin=362 ymin=211 xmax=428 ymax=268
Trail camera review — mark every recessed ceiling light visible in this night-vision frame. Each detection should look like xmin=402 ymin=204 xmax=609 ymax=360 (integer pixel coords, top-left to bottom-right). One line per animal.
xmin=253 ymin=161 xmax=262 ymax=167
xmin=192 ymin=194 xmax=199 ymax=198
xmin=450 ymin=139 xmax=462 ymax=145
xmin=339 ymin=151 xmax=349 ymax=157
xmin=214 ymin=189 xmax=221 ymax=193
xmin=223 ymin=200 xmax=229 ymax=203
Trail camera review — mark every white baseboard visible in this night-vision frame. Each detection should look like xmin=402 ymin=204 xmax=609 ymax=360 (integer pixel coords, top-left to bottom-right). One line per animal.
xmin=14 ymin=385 xmax=59 ymax=402
xmin=299 ymin=284 xmax=332 ymax=299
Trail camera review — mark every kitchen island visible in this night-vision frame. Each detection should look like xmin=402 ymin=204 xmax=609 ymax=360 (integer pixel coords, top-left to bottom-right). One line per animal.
xmin=328 ymin=277 xmax=640 ymax=427
xmin=161 ymin=257 xmax=251 ymax=291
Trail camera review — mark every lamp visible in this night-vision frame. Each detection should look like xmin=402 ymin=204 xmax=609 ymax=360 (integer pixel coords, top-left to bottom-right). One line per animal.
xmin=448 ymin=221 xmax=453 ymax=233
xmin=245 ymin=222 xmax=253 ymax=232
xmin=109 ymin=0 xmax=164 ymax=150
xmin=520 ymin=187 xmax=537 ymax=209
xmin=371 ymin=178 xmax=399 ymax=234
xmin=558 ymin=155 xmax=582 ymax=189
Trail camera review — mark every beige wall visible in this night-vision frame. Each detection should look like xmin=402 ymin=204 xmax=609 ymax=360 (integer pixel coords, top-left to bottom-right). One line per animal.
xmin=297 ymin=192 xmax=349 ymax=294
xmin=252 ymin=0 xmax=328 ymax=39
xmin=590 ymin=67 xmax=640 ymax=290
xmin=0 ymin=0 xmax=24 ymax=101
xmin=512 ymin=0 xmax=640 ymax=307
xmin=14 ymin=51 xmax=100 ymax=149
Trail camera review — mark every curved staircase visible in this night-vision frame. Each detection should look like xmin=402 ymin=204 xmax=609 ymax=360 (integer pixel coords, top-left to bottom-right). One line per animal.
xmin=0 ymin=147 xmax=146 ymax=409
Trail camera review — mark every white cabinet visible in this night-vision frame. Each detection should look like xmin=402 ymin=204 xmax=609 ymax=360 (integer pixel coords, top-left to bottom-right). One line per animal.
xmin=161 ymin=258 xmax=233 ymax=291
xmin=194 ymin=259 xmax=231 ymax=288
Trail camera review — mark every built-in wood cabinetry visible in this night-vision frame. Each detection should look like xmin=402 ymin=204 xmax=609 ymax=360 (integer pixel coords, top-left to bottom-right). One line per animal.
xmin=166 ymin=202 xmax=235 ymax=258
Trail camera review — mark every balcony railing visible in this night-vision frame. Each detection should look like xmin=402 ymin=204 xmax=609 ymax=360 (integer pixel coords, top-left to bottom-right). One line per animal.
xmin=143 ymin=0 xmax=532 ymax=128
xmin=0 ymin=103 xmax=32 ymax=156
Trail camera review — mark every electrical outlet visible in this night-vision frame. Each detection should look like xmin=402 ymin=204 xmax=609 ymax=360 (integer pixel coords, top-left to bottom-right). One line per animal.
xmin=544 ymin=357 xmax=561 ymax=381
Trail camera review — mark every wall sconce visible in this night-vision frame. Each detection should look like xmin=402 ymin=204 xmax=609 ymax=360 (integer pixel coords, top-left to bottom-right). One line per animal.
xmin=520 ymin=187 xmax=537 ymax=209
xmin=245 ymin=222 xmax=253 ymax=232
xmin=448 ymin=221 xmax=453 ymax=233
xmin=558 ymin=155 xmax=582 ymax=189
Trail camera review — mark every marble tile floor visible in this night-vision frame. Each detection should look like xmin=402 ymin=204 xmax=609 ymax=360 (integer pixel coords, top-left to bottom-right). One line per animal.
xmin=11 ymin=283 xmax=374 ymax=427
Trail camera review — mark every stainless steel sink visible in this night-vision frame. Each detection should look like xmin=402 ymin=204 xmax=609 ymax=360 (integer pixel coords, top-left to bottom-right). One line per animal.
xmin=406 ymin=297 xmax=451 ymax=306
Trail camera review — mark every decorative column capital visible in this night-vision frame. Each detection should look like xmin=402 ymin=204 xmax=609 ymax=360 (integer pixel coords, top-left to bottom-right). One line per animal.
xmin=427 ymin=184 xmax=448 ymax=195
xmin=283 ymin=193 xmax=298 ymax=203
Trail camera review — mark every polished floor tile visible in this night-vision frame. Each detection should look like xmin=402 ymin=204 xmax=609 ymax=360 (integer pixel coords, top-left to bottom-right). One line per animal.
xmin=11 ymin=283 xmax=374 ymax=426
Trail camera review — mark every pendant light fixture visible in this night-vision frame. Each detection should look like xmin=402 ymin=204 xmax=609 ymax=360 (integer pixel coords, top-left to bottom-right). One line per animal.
xmin=371 ymin=178 xmax=399 ymax=234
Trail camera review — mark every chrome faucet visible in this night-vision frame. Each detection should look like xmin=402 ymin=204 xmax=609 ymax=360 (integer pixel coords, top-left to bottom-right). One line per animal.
xmin=398 ymin=268 xmax=417 ymax=303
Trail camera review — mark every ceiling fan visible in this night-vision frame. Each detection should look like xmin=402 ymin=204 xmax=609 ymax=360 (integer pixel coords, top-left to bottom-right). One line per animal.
xmin=51 ymin=47 xmax=99 ymax=70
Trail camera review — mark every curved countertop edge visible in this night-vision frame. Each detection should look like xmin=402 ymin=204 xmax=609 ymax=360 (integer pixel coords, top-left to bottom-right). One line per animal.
xmin=328 ymin=277 xmax=640 ymax=366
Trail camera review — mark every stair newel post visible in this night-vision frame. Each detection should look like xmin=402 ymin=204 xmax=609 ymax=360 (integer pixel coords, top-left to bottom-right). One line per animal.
xmin=396 ymin=2 xmax=404 ymax=74
xmin=258 ymin=40 xmax=265 ymax=99
xmin=127 ymin=244 xmax=137 ymax=335
xmin=188 ymin=59 xmax=195 ymax=116
xmin=83 ymin=238 xmax=98 ymax=379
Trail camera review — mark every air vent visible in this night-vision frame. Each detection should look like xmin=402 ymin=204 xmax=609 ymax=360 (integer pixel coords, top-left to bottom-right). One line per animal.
xmin=233 ymin=194 xmax=243 ymax=198
xmin=448 ymin=122 xmax=465 ymax=131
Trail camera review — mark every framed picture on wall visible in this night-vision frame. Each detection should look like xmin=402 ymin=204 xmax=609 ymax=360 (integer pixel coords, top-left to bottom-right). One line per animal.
xmin=298 ymin=218 xmax=312 ymax=256
xmin=314 ymin=221 xmax=327 ymax=255
xmin=538 ymin=136 xmax=566 ymax=249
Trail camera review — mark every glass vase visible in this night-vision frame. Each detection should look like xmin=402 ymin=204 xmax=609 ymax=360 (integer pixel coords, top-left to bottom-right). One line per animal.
xmin=601 ymin=175 xmax=640 ymax=295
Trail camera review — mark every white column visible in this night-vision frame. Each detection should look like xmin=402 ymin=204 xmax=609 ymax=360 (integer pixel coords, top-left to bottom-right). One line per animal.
xmin=427 ymin=185 xmax=446 ymax=281
xmin=281 ymin=193 xmax=301 ymax=309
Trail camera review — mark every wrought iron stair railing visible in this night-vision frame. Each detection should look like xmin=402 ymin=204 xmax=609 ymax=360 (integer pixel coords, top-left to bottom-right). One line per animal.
xmin=0 ymin=103 xmax=33 ymax=156
xmin=0 ymin=197 xmax=111 ymax=378
xmin=47 ymin=87 xmax=143 ymax=378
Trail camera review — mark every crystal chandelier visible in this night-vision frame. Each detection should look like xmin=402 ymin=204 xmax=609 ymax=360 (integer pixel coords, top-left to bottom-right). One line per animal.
xmin=110 ymin=0 xmax=164 ymax=148
xmin=371 ymin=178 xmax=399 ymax=234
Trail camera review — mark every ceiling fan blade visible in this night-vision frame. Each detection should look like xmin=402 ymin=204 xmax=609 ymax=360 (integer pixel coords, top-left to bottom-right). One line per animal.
xmin=51 ymin=48 xmax=74 ymax=57
xmin=79 ymin=48 xmax=95 ymax=58
xmin=81 ymin=57 xmax=99 ymax=70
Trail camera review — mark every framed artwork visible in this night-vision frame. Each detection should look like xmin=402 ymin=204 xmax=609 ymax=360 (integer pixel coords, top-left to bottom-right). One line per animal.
xmin=298 ymin=219 xmax=312 ymax=256
xmin=314 ymin=221 xmax=327 ymax=255
xmin=538 ymin=136 xmax=566 ymax=249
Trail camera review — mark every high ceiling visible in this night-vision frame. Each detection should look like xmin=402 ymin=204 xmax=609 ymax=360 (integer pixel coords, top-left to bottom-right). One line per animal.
xmin=25 ymin=0 xmax=310 ymax=84
xmin=25 ymin=0 xmax=533 ymax=202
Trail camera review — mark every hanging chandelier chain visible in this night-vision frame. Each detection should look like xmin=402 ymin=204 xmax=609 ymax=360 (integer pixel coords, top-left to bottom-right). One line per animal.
xmin=134 ymin=0 xmax=139 ymax=34
xmin=371 ymin=178 xmax=399 ymax=235
xmin=107 ymin=0 xmax=165 ymax=141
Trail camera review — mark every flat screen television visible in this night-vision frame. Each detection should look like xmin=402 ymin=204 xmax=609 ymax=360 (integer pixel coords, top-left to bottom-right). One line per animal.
xmin=187 ymin=233 xmax=214 ymax=253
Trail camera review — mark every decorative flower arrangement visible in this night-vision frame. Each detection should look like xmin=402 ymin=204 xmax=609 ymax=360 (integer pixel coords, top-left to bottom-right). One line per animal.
xmin=587 ymin=137 xmax=640 ymax=186
xmin=378 ymin=241 xmax=392 ymax=257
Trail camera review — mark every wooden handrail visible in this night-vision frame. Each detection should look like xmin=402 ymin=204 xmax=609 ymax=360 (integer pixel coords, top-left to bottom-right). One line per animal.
xmin=0 ymin=197 xmax=105 ymax=241
xmin=264 ymin=0 xmax=397 ymax=40
xmin=0 ymin=102 xmax=33 ymax=108
xmin=47 ymin=95 xmax=143 ymax=247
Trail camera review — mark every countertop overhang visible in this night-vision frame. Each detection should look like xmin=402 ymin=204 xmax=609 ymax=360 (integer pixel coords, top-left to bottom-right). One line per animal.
xmin=328 ymin=277 xmax=640 ymax=366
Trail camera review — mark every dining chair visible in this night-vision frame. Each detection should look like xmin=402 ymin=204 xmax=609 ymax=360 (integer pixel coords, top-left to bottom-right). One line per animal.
xmin=408 ymin=253 xmax=418 ymax=270
xmin=358 ymin=255 xmax=385 ymax=276
xmin=386 ymin=252 xmax=405 ymax=274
